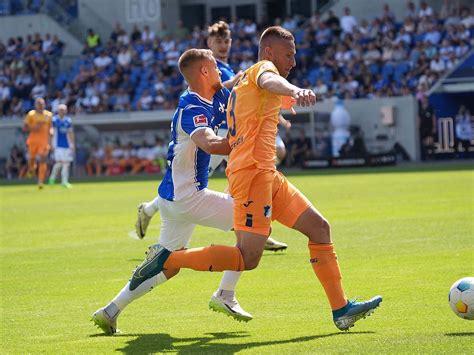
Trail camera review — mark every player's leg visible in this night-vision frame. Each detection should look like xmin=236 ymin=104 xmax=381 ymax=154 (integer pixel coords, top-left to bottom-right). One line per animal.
xmin=274 ymin=173 xmax=382 ymax=330
xmin=49 ymin=148 xmax=62 ymax=185
xmin=92 ymin=205 xmax=194 ymax=335
xmin=27 ymin=145 xmax=38 ymax=177
xmin=37 ymin=146 xmax=49 ymax=188
xmin=135 ymin=196 xmax=160 ymax=239
xmin=175 ymin=189 xmax=250 ymax=321
xmin=48 ymin=160 xmax=61 ymax=185
xmin=60 ymin=148 xmax=73 ymax=187
xmin=61 ymin=162 xmax=71 ymax=187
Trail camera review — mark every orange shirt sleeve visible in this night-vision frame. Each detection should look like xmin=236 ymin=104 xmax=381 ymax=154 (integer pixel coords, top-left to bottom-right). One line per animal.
xmin=247 ymin=60 xmax=280 ymax=88
xmin=24 ymin=112 xmax=33 ymax=129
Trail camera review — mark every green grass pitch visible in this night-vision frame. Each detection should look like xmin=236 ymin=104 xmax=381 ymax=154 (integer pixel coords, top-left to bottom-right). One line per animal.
xmin=1 ymin=165 xmax=473 ymax=353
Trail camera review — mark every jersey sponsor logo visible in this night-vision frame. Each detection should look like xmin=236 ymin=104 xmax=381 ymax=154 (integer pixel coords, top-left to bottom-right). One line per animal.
xmin=263 ymin=205 xmax=272 ymax=218
xmin=243 ymin=200 xmax=253 ymax=207
xmin=193 ymin=114 xmax=208 ymax=127
xmin=218 ymin=102 xmax=225 ymax=113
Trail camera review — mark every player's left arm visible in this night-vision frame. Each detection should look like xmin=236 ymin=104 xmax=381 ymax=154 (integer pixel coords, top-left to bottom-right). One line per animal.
xmin=279 ymin=114 xmax=292 ymax=130
xmin=191 ymin=128 xmax=231 ymax=155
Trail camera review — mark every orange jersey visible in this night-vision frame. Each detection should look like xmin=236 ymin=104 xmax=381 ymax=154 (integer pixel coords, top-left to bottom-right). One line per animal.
xmin=24 ymin=110 xmax=52 ymax=146
xmin=226 ymin=60 xmax=285 ymax=175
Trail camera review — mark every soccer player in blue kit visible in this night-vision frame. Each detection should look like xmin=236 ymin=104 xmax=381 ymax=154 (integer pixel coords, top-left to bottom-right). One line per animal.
xmin=48 ymin=104 xmax=75 ymax=188
xmin=93 ymin=49 xmax=252 ymax=335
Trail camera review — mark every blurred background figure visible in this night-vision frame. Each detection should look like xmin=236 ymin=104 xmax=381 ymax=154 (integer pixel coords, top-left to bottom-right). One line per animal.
xmin=330 ymin=99 xmax=351 ymax=157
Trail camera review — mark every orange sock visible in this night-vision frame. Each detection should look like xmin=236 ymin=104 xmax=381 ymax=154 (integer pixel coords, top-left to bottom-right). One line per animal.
xmin=164 ymin=245 xmax=245 ymax=272
xmin=308 ymin=242 xmax=348 ymax=310
xmin=38 ymin=162 xmax=47 ymax=184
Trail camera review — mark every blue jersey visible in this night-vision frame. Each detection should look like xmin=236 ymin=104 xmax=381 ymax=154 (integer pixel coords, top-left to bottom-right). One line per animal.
xmin=216 ymin=60 xmax=235 ymax=130
xmin=158 ymin=88 xmax=230 ymax=201
xmin=52 ymin=115 xmax=72 ymax=148
xmin=217 ymin=59 xmax=235 ymax=82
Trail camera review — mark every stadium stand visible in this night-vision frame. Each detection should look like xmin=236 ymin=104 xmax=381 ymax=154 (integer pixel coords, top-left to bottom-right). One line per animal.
xmin=0 ymin=0 xmax=472 ymax=177
xmin=1 ymin=1 xmax=472 ymax=118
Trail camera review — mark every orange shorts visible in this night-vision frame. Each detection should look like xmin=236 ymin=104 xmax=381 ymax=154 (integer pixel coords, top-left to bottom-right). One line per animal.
xmin=27 ymin=142 xmax=49 ymax=158
xmin=228 ymin=167 xmax=312 ymax=236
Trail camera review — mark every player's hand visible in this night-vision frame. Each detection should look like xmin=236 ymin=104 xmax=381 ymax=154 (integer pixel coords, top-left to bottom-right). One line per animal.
xmin=293 ymin=89 xmax=316 ymax=107
xmin=231 ymin=71 xmax=244 ymax=85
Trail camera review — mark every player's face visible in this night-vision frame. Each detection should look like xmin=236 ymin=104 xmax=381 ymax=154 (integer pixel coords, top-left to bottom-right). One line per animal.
xmin=206 ymin=58 xmax=224 ymax=92
xmin=35 ymin=99 xmax=45 ymax=112
xmin=269 ymin=39 xmax=296 ymax=78
xmin=208 ymin=35 xmax=232 ymax=61
xmin=58 ymin=107 xmax=67 ymax=117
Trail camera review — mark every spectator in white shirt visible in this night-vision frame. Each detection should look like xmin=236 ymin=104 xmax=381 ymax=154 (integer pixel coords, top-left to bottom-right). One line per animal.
xmin=418 ymin=1 xmax=433 ymax=18
xmin=243 ymin=19 xmax=257 ymax=36
xmin=313 ymin=79 xmax=328 ymax=98
xmin=42 ymin=33 xmax=52 ymax=53
xmin=94 ymin=52 xmax=112 ymax=69
xmin=117 ymin=46 xmax=132 ymax=67
xmin=141 ymin=25 xmax=155 ymax=43
xmin=31 ymin=81 xmax=47 ymax=99
xmin=430 ymin=54 xmax=446 ymax=72
xmin=340 ymin=7 xmax=358 ymax=34
xmin=137 ymin=89 xmax=153 ymax=111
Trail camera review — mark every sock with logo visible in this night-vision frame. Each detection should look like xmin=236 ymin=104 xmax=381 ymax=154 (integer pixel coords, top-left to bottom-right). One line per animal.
xmin=308 ymin=241 xmax=348 ymax=310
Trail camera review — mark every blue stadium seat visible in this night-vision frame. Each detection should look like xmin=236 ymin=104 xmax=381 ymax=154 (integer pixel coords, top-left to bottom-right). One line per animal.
xmin=382 ymin=63 xmax=394 ymax=80
xmin=369 ymin=63 xmax=380 ymax=75
xmin=394 ymin=62 xmax=409 ymax=83
xmin=22 ymin=99 xmax=33 ymax=112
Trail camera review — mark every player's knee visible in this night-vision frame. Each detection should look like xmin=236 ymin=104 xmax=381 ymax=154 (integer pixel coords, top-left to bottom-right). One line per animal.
xmin=243 ymin=255 xmax=260 ymax=270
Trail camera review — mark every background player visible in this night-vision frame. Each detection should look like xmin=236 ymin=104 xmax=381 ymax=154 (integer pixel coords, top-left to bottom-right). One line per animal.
xmin=23 ymin=97 xmax=52 ymax=189
xmin=92 ymin=49 xmax=250 ymax=335
xmin=121 ymin=27 xmax=382 ymax=332
xmin=48 ymin=104 xmax=75 ymax=188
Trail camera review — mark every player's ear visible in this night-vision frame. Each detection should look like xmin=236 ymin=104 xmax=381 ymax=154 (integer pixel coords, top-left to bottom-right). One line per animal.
xmin=200 ymin=65 xmax=208 ymax=76
xmin=206 ymin=37 xmax=212 ymax=48
xmin=264 ymin=46 xmax=273 ymax=60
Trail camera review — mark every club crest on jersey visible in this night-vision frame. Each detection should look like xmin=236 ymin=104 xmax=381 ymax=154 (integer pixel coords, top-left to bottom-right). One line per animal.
xmin=193 ymin=114 xmax=208 ymax=127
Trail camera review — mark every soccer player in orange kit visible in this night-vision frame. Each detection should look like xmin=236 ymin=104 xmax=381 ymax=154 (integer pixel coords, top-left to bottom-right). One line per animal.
xmin=23 ymin=98 xmax=52 ymax=189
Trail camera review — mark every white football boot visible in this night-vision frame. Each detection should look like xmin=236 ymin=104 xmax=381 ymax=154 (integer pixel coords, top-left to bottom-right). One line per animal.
xmin=264 ymin=237 xmax=288 ymax=251
xmin=135 ymin=203 xmax=152 ymax=239
xmin=91 ymin=307 xmax=119 ymax=335
xmin=209 ymin=291 xmax=253 ymax=322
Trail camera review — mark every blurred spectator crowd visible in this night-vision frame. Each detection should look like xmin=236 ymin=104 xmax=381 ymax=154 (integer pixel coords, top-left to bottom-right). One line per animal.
xmin=1 ymin=1 xmax=473 ymax=118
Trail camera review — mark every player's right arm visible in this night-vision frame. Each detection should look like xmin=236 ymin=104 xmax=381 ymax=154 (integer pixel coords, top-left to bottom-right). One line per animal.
xmin=181 ymin=106 xmax=231 ymax=156
xmin=223 ymin=71 xmax=243 ymax=89
xmin=191 ymin=128 xmax=231 ymax=155
xmin=23 ymin=112 xmax=32 ymax=132
xmin=258 ymin=71 xmax=316 ymax=107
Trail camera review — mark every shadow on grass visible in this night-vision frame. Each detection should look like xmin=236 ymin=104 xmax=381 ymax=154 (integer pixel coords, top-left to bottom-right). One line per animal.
xmin=107 ymin=331 xmax=374 ymax=354
xmin=445 ymin=332 xmax=474 ymax=337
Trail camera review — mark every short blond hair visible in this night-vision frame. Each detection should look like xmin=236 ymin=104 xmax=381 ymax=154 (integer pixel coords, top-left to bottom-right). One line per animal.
xmin=259 ymin=26 xmax=294 ymax=56
xmin=178 ymin=48 xmax=214 ymax=81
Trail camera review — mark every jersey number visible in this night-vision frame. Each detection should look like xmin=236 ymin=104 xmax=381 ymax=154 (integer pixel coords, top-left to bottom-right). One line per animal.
xmin=228 ymin=90 xmax=237 ymax=137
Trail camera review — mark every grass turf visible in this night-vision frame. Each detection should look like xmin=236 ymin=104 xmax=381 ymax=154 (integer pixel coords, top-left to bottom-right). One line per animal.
xmin=1 ymin=165 xmax=473 ymax=353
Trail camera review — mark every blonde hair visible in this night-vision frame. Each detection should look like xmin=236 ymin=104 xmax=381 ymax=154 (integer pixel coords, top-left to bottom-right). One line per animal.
xmin=178 ymin=48 xmax=214 ymax=81
xmin=259 ymin=26 xmax=294 ymax=57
